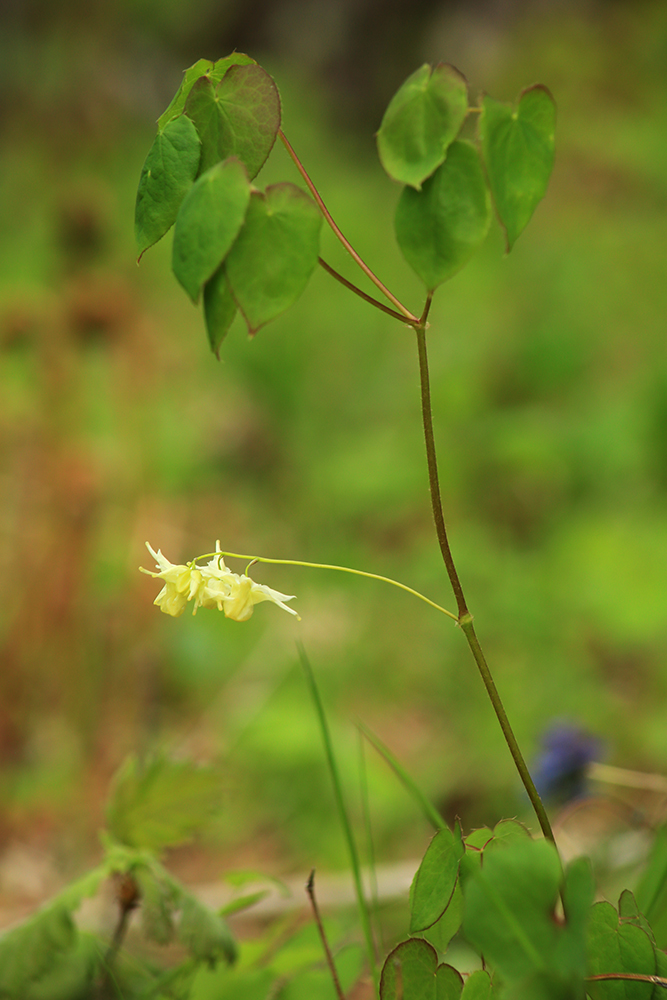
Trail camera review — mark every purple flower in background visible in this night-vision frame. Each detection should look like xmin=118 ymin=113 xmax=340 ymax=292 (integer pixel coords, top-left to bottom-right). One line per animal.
xmin=532 ymin=723 xmax=602 ymax=805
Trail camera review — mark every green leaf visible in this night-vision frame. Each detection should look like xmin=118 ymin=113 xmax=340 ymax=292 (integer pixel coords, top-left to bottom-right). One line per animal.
xmin=218 ymin=889 xmax=270 ymax=916
xmin=460 ymin=969 xmax=493 ymax=999
xmin=485 ymin=819 xmax=532 ymax=851
xmin=636 ymin=826 xmax=667 ymax=948
xmin=437 ymin=963 xmax=464 ymax=999
xmin=178 ymin=892 xmax=237 ymax=964
xmin=184 ymin=63 xmax=281 ymax=179
xmin=135 ymin=114 xmax=201 ymax=258
xmin=479 ymin=84 xmax=556 ymax=251
xmin=157 ymin=53 xmax=255 ymax=130
xmin=586 ymin=900 xmax=658 ymax=1000
xmin=105 ymin=753 xmax=223 ymax=851
xmin=423 ymin=882 xmax=464 ymax=953
xmin=395 ymin=139 xmax=491 ymax=290
xmin=204 ymin=265 xmax=238 ymax=356
xmin=172 ymin=157 xmax=250 ymax=304
xmin=619 ymin=890 xmax=656 ymax=946
xmin=410 ymin=827 xmax=465 ymax=932
xmin=133 ymin=863 xmax=177 ymax=945
xmin=464 ymin=828 xmax=494 ymax=850
xmin=377 ymin=63 xmax=468 ymax=189
xmin=463 ymin=839 xmax=562 ymax=982
xmin=226 ymin=183 xmax=322 ymax=335
xmin=380 ymin=938 xmax=439 ymax=1000
xmin=0 ymin=904 xmax=77 ymax=994
xmin=555 ymin=856 xmax=594 ymax=981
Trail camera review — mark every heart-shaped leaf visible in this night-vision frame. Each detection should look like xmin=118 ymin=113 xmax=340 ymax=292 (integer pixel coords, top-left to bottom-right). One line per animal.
xmin=204 ymin=265 xmax=237 ymax=357
xmin=479 ymin=85 xmax=556 ymax=251
xmin=225 ymin=183 xmax=322 ymax=335
xmin=135 ymin=115 xmax=201 ymax=258
xmin=460 ymin=970 xmax=493 ymax=999
xmin=463 ymin=839 xmax=562 ymax=983
xmin=157 ymin=53 xmax=255 ymax=131
xmin=395 ymin=139 xmax=491 ymax=290
xmin=172 ymin=157 xmax=250 ymax=303
xmin=377 ymin=63 xmax=468 ymax=189
xmin=586 ymin=900 xmax=659 ymax=1000
xmin=410 ymin=826 xmax=465 ymax=932
xmin=185 ymin=63 xmax=281 ymax=179
xmin=380 ymin=938 xmax=463 ymax=1000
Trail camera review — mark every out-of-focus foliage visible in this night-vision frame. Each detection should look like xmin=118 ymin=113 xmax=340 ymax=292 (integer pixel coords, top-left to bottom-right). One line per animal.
xmin=0 ymin=0 xmax=666 ymax=885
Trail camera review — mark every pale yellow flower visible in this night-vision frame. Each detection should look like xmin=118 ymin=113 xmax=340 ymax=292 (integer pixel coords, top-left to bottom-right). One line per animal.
xmin=140 ymin=542 xmax=298 ymax=621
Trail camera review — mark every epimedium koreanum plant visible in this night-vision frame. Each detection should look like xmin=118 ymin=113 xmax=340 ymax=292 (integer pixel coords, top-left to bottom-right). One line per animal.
xmin=130 ymin=55 xmax=667 ymax=1000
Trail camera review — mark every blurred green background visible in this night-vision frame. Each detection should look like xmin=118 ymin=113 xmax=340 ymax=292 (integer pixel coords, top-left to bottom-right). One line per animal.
xmin=1 ymin=0 xmax=666 ymax=895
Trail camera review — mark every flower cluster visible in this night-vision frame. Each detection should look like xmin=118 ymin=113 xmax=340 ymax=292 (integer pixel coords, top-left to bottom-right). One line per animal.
xmin=140 ymin=542 xmax=298 ymax=622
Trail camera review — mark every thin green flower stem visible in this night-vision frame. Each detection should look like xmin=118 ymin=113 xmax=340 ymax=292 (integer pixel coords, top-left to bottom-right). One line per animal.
xmin=278 ymin=129 xmax=419 ymax=323
xmin=318 ymin=257 xmax=412 ymax=324
xmin=413 ymin=323 xmax=557 ymax=847
xmin=195 ymin=551 xmax=459 ymax=622
xmin=298 ymin=644 xmax=379 ymax=991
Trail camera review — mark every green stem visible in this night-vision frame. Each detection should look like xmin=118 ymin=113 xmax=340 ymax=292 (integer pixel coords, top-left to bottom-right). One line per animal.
xmin=298 ymin=644 xmax=379 ymax=990
xmin=278 ymin=129 xmax=418 ymax=323
xmin=413 ymin=324 xmax=556 ymax=846
xmin=194 ymin=549 xmax=458 ymax=622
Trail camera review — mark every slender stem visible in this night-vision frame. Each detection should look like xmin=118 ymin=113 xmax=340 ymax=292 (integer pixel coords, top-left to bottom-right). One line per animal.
xmin=278 ymin=129 xmax=419 ymax=323
xmin=306 ymin=870 xmax=346 ymax=1000
xmin=459 ymin=616 xmax=555 ymax=843
xmin=318 ymin=257 xmax=412 ymax=324
xmin=191 ymin=549 xmax=459 ymax=622
xmin=97 ymin=873 xmax=140 ymax=998
xmin=298 ymin=644 xmax=379 ymax=990
xmin=587 ymin=974 xmax=667 ymax=987
xmin=414 ymin=324 xmax=468 ymax=619
xmin=413 ymin=325 xmax=556 ymax=846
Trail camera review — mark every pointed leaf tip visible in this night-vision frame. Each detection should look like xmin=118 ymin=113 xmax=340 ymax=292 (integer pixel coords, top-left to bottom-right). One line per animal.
xmin=479 ymin=84 xmax=556 ymax=251
xmin=135 ymin=114 xmax=201 ymax=256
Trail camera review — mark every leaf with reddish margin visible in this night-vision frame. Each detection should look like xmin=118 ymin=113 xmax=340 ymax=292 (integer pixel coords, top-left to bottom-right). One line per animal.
xmin=185 ymin=63 xmax=281 ymax=179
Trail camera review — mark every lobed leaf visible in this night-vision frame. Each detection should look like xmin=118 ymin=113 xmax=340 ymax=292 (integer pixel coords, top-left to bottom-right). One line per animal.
xmin=0 ymin=904 xmax=78 ymax=994
xmin=172 ymin=157 xmax=250 ymax=304
xmin=636 ymin=825 xmax=667 ymax=949
xmin=395 ymin=139 xmax=491 ymax=290
xmin=479 ymin=84 xmax=556 ymax=251
xmin=204 ymin=264 xmax=238 ymax=356
xmin=178 ymin=892 xmax=237 ymax=964
xmin=225 ymin=182 xmax=322 ymax=335
xmin=377 ymin=63 xmax=468 ymax=189
xmin=105 ymin=752 xmax=223 ymax=851
xmin=410 ymin=826 xmax=465 ymax=932
xmin=586 ymin=900 xmax=661 ymax=1000
xmin=135 ymin=114 xmax=201 ymax=257
xmin=185 ymin=63 xmax=281 ymax=179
